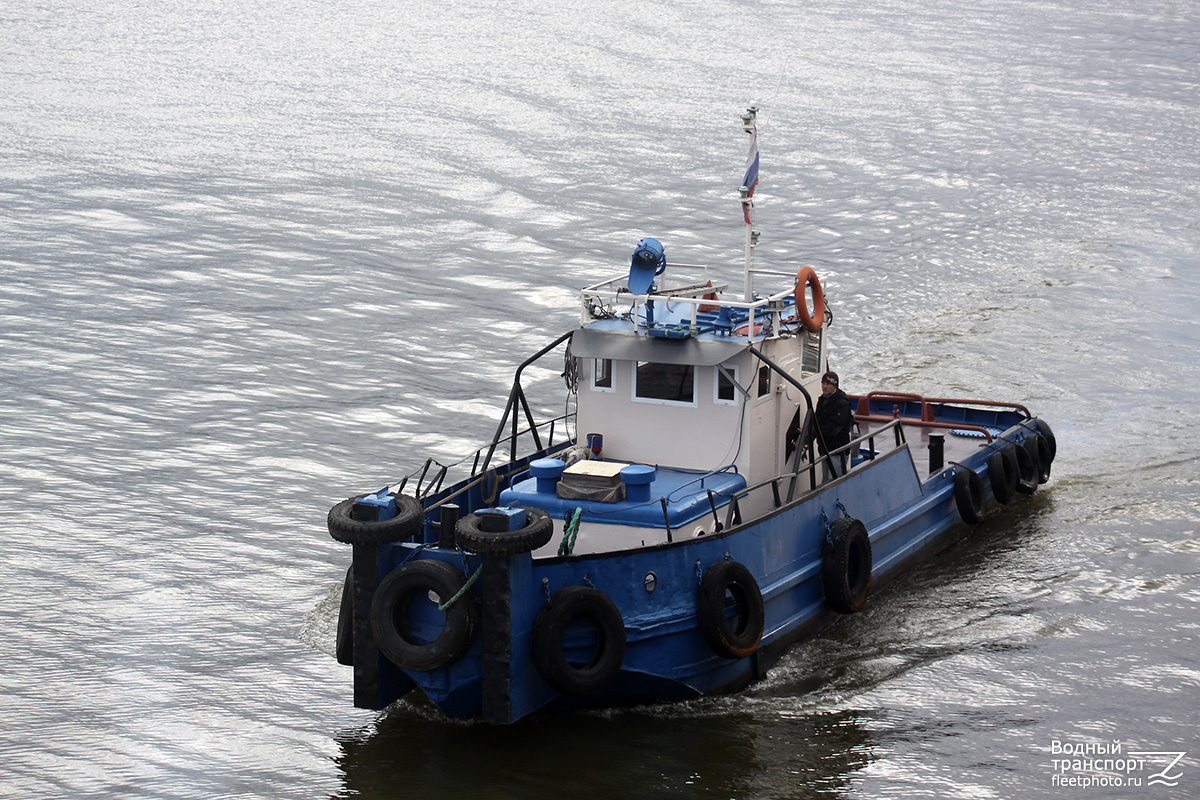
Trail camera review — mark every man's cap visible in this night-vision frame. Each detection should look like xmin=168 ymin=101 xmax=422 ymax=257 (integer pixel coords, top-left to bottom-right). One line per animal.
xmin=822 ymin=371 xmax=839 ymax=386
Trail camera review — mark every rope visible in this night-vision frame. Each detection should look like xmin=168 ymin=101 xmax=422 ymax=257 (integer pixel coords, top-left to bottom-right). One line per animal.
xmin=438 ymin=562 xmax=483 ymax=612
xmin=558 ymin=507 xmax=583 ymax=556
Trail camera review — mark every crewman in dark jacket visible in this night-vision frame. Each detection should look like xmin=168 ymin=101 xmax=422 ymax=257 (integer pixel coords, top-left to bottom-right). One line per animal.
xmin=814 ymin=370 xmax=852 ymax=480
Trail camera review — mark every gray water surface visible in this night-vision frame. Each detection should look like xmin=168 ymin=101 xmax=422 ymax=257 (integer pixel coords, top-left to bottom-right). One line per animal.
xmin=2 ymin=0 xmax=1198 ymax=797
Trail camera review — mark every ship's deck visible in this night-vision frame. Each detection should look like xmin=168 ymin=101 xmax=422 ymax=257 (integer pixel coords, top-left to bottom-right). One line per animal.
xmin=853 ymin=416 xmax=998 ymax=479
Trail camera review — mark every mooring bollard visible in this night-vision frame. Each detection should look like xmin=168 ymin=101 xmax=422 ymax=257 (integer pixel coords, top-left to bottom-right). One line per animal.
xmin=928 ymin=433 xmax=944 ymax=474
xmin=439 ymin=503 xmax=460 ymax=550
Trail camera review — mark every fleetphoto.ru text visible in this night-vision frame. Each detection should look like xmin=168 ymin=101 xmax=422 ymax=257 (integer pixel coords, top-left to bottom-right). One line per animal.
xmin=1049 ymin=739 xmax=1187 ymax=790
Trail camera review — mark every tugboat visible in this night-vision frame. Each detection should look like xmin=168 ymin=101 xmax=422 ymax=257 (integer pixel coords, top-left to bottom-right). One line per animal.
xmin=326 ymin=107 xmax=1056 ymax=724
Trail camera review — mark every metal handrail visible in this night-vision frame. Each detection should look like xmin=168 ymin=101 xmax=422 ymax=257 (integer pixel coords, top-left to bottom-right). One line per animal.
xmin=420 ymin=425 xmax=574 ymax=513
xmin=921 ymin=396 xmax=1032 ymax=418
xmin=853 ymin=412 xmax=998 ymax=443
xmin=852 ymin=391 xmax=1031 ymax=421
xmin=720 ymin=418 xmax=909 ymax=529
xmin=479 ymin=330 xmax=574 ymax=475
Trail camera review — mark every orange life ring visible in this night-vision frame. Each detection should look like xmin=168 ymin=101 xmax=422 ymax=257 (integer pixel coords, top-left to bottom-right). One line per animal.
xmin=795 ymin=266 xmax=825 ymax=333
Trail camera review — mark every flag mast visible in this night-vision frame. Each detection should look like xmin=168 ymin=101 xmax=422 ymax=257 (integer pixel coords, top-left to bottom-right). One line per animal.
xmin=739 ymin=106 xmax=760 ymax=302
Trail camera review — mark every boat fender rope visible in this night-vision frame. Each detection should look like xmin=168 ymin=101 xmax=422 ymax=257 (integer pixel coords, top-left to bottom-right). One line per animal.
xmin=437 ymin=562 xmax=483 ymax=612
xmin=558 ymin=507 xmax=583 ymax=556
xmin=835 ymin=500 xmax=850 ymax=518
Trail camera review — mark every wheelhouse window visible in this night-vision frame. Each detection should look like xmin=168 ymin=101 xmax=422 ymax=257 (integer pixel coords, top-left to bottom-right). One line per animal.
xmin=634 ymin=361 xmax=695 ymax=405
xmin=757 ymin=365 xmax=771 ymax=397
xmin=715 ymin=365 xmax=740 ymax=405
xmin=592 ymin=358 xmax=614 ymax=391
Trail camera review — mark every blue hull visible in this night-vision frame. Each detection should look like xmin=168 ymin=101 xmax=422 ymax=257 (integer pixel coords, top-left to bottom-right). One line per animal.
xmin=336 ymin=403 xmax=1053 ymax=723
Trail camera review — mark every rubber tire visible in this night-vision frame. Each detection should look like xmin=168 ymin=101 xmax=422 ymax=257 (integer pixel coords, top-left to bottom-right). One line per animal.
xmin=533 ymin=586 xmax=626 ymax=695
xmin=697 ymin=560 xmax=765 ymax=659
xmin=371 ymin=560 xmax=477 ymax=672
xmin=954 ymin=467 xmax=987 ymax=524
xmin=1035 ymin=418 xmax=1057 ymax=463
xmin=988 ymin=446 xmax=1018 ymax=506
xmin=822 ymin=517 xmax=873 ymax=614
xmin=328 ymin=492 xmax=424 ymax=546
xmin=456 ymin=506 xmax=553 ymax=557
xmin=1027 ymin=433 xmax=1053 ymax=484
xmin=1014 ymin=440 xmax=1039 ymax=495
xmin=336 ymin=566 xmax=353 ymax=666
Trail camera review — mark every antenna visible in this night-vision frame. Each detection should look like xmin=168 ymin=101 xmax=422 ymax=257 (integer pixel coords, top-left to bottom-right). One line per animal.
xmin=739 ymin=106 xmax=759 ymax=301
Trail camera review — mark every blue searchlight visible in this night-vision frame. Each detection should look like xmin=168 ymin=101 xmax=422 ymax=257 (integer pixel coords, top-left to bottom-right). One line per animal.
xmin=627 ymin=237 xmax=666 ymax=295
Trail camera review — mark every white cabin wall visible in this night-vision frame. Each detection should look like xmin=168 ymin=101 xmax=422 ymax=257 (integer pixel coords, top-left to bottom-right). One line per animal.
xmin=742 ymin=336 xmax=826 ymax=507
xmin=575 ymin=358 xmax=744 ymax=470
xmin=573 ymin=330 xmax=827 ymax=489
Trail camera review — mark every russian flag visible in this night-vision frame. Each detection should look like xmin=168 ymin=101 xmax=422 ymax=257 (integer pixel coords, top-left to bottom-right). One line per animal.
xmin=741 ymin=130 xmax=759 ymax=224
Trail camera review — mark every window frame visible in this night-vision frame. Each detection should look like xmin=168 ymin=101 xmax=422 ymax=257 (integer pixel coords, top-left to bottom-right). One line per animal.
xmin=756 ymin=365 xmax=771 ymax=398
xmin=631 ymin=361 xmax=698 ymax=408
xmin=591 ymin=358 xmax=615 ymax=392
xmin=714 ymin=364 xmax=743 ymax=406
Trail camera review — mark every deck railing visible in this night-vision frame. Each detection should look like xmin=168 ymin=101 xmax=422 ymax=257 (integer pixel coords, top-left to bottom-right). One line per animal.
xmin=850 ymin=391 xmax=1031 ymax=444
xmin=580 ymin=266 xmax=801 ymax=344
xmin=718 ymin=418 xmax=909 ymax=530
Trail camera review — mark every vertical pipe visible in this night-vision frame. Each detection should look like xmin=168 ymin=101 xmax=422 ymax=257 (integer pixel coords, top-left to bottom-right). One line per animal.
xmin=439 ymin=503 xmax=459 ymax=550
xmin=928 ymin=434 xmax=944 ymax=474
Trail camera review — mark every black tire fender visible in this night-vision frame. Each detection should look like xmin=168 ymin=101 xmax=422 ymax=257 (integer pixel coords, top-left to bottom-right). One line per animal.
xmin=1035 ymin=418 xmax=1057 ymax=463
xmin=336 ymin=565 xmax=353 ymax=666
xmin=954 ymin=467 xmax=987 ymax=524
xmin=822 ymin=517 xmax=873 ymax=614
xmin=988 ymin=446 xmax=1018 ymax=506
xmin=1027 ymin=432 xmax=1053 ymax=484
xmin=371 ymin=559 xmax=477 ymax=672
xmin=533 ymin=586 xmax=626 ymax=695
xmin=456 ymin=506 xmax=553 ymax=557
xmin=697 ymin=560 xmax=765 ymax=659
xmin=327 ymin=492 xmax=424 ymax=546
xmin=1014 ymin=440 xmax=1039 ymax=495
